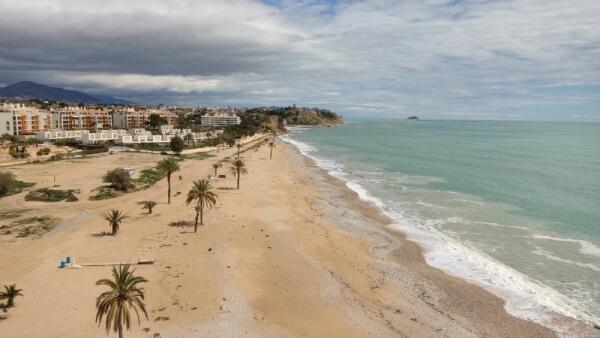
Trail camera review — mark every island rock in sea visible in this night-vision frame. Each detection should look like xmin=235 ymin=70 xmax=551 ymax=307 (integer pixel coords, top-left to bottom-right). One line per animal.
xmin=407 ymin=116 xmax=419 ymax=120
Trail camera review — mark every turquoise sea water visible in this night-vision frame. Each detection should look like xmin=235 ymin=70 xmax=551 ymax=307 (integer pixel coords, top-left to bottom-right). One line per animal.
xmin=284 ymin=120 xmax=600 ymax=331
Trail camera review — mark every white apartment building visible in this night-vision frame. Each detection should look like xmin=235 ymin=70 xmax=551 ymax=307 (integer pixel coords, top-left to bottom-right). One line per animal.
xmin=80 ymin=130 xmax=128 ymax=144
xmin=200 ymin=113 xmax=241 ymax=127
xmin=37 ymin=130 xmax=90 ymax=141
xmin=119 ymin=133 xmax=171 ymax=145
xmin=0 ymin=103 xmax=51 ymax=136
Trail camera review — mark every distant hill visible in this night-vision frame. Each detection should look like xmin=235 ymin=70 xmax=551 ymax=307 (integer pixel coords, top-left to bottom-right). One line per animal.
xmin=0 ymin=81 xmax=130 ymax=104
xmin=244 ymin=106 xmax=343 ymax=132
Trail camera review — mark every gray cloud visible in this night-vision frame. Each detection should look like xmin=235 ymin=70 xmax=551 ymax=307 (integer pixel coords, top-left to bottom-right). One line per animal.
xmin=0 ymin=0 xmax=599 ymax=120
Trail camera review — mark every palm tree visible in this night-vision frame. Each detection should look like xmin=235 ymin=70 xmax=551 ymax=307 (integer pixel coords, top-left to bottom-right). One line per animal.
xmin=0 ymin=284 xmax=23 ymax=308
xmin=268 ymin=140 xmax=276 ymax=160
xmin=102 ymin=209 xmax=127 ymax=236
xmin=96 ymin=265 xmax=148 ymax=338
xmin=212 ymin=162 xmax=222 ymax=177
xmin=156 ymin=157 xmax=180 ymax=204
xmin=230 ymin=159 xmax=248 ymax=190
xmin=185 ymin=179 xmax=218 ymax=232
xmin=137 ymin=200 xmax=157 ymax=214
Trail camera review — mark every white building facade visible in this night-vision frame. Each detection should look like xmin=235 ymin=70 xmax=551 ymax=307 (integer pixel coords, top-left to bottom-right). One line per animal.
xmin=0 ymin=103 xmax=51 ymax=136
xmin=200 ymin=113 xmax=241 ymax=127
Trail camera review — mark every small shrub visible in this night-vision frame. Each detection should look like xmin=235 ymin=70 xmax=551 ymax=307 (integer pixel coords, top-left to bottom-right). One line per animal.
xmin=89 ymin=187 xmax=119 ymax=201
xmin=0 ymin=171 xmax=18 ymax=196
xmin=0 ymin=209 xmax=31 ymax=220
xmin=36 ymin=148 xmax=51 ymax=156
xmin=0 ymin=171 xmax=35 ymax=197
xmin=50 ymin=153 xmax=65 ymax=161
xmin=14 ymin=216 xmax=57 ymax=238
xmin=24 ymin=188 xmax=79 ymax=202
xmin=103 ymin=169 xmax=133 ymax=191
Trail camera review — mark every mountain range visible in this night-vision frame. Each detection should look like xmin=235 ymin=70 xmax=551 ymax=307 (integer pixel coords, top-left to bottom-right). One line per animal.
xmin=0 ymin=81 xmax=130 ymax=104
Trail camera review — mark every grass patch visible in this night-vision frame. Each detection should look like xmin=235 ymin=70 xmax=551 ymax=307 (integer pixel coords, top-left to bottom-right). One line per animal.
xmin=135 ymin=143 xmax=172 ymax=152
xmin=25 ymin=188 xmax=79 ymax=202
xmin=181 ymin=152 xmax=214 ymax=160
xmin=14 ymin=216 xmax=58 ymax=238
xmin=136 ymin=167 xmax=166 ymax=189
xmin=0 ymin=208 xmax=31 ymax=220
xmin=89 ymin=186 xmax=120 ymax=201
xmin=135 ymin=157 xmax=184 ymax=189
xmin=1 ymin=216 xmax=58 ymax=238
xmin=65 ymin=158 xmax=90 ymax=163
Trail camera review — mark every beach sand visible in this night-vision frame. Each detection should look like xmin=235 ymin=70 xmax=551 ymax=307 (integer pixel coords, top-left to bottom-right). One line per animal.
xmin=0 ymin=137 xmax=589 ymax=337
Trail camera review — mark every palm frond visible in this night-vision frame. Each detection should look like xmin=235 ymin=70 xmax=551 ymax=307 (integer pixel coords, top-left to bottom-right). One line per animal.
xmin=95 ymin=265 xmax=148 ymax=335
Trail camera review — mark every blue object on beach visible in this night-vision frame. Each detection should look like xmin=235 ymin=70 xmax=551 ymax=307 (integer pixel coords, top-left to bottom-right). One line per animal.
xmin=59 ymin=260 xmax=66 ymax=269
xmin=66 ymin=256 xmax=72 ymax=264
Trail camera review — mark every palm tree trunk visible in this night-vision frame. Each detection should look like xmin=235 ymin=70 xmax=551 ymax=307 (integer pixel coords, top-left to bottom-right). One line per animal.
xmin=194 ymin=211 xmax=199 ymax=233
xmin=7 ymin=297 xmax=13 ymax=307
xmin=167 ymin=174 xmax=171 ymax=204
xmin=118 ymin=325 xmax=123 ymax=338
xmin=270 ymin=147 xmax=273 ymax=160
xmin=237 ymin=170 xmax=240 ymax=189
xmin=200 ymin=206 xmax=204 ymax=225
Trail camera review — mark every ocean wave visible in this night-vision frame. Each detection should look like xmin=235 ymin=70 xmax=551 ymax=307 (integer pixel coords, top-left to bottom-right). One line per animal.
xmin=282 ymin=133 xmax=599 ymax=333
xmin=532 ymin=235 xmax=600 ymax=258
xmin=532 ymin=248 xmax=600 ymax=272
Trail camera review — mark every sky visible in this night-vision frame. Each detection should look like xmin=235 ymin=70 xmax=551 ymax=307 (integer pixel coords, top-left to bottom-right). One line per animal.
xmin=0 ymin=0 xmax=599 ymax=121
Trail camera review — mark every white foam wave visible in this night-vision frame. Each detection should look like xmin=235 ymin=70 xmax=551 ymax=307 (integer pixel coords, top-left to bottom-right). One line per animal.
xmin=283 ymin=133 xmax=600 ymax=333
xmin=384 ymin=211 xmax=595 ymax=332
xmin=533 ymin=235 xmax=600 ymax=258
xmin=471 ymin=220 xmax=531 ymax=231
xmin=532 ymin=248 xmax=600 ymax=272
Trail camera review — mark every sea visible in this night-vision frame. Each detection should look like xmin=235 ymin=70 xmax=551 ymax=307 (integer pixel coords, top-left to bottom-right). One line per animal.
xmin=282 ymin=120 xmax=600 ymax=333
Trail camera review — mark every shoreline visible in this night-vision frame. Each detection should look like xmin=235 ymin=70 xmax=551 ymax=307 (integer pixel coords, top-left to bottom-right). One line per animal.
xmin=280 ymin=138 xmax=596 ymax=336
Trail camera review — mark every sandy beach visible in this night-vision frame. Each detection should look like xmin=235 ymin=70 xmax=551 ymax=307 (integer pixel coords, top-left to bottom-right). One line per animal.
xmin=0 ymin=137 xmax=590 ymax=337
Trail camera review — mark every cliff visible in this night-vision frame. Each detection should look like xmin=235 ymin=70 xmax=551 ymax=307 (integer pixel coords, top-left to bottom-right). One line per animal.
xmin=245 ymin=106 xmax=342 ymax=131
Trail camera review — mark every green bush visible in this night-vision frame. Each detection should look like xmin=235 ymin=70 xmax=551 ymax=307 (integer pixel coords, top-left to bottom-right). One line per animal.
xmin=0 ymin=171 xmax=35 ymax=197
xmin=103 ymin=168 xmax=133 ymax=191
xmin=0 ymin=171 xmax=18 ymax=196
xmin=170 ymin=136 xmax=185 ymax=154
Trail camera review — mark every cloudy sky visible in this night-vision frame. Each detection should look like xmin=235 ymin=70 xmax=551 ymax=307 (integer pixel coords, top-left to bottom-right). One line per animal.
xmin=0 ymin=0 xmax=599 ymax=120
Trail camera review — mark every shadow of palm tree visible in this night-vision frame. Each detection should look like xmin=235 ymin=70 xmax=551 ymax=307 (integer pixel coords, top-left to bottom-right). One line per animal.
xmin=91 ymin=231 xmax=113 ymax=237
xmin=168 ymin=220 xmax=194 ymax=233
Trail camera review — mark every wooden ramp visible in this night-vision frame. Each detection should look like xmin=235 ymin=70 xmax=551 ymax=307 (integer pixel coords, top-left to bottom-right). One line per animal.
xmin=80 ymin=259 xmax=155 ymax=267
